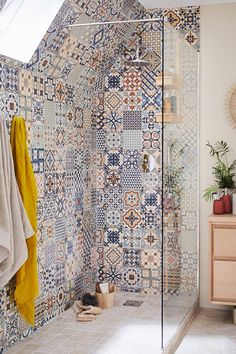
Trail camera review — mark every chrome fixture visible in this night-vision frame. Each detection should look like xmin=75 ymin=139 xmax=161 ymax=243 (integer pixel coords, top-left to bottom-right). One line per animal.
xmin=125 ymin=45 xmax=149 ymax=68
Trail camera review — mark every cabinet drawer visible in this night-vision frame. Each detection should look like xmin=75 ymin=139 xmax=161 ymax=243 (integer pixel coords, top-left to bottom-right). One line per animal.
xmin=214 ymin=228 xmax=236 ymax=258
xmin=213 ymin=260 xmax=236 ymax=301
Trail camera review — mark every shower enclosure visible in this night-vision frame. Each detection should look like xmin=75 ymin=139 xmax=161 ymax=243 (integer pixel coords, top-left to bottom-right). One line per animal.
xmin=90 ymin=12 xmax=199 ymax=352
xmin=162 ymin=19 xmax=199 ymax=349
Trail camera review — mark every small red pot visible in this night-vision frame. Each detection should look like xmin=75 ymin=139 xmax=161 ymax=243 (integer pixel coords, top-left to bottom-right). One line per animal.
xmin=222 ymin=193 xmax=232 ymax=214
xmin=213 ymin=199 xmax=225 ymax=214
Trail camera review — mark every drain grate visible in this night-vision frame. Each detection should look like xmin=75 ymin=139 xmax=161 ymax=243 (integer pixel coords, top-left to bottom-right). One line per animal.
xmin=123 ymin=300 xmax=144 ymax=307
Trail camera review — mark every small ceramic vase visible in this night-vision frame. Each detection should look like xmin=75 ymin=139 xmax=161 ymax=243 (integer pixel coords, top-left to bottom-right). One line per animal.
xmin=221 ymin=188 xmax=232 ymax=213
xmin=213 ymin=199 xmax=225 ymax=215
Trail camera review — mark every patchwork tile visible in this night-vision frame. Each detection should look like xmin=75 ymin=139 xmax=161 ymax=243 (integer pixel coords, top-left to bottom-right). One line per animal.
xmin=106 ymin=132 xmax=122 ymax=148
xmin=124 ymin=190 xmax=140 ymax=208
xmin=141 ymin=249 xmax=161 ymax=269
xmin=33 ymin=75 xmax=44 ymax=99
xmin=142 ymin=229 xmax=160 ymax=248
xmin=105 ymin=92 xmax=123 ymax=111
xmin=5 ymin=65 xmax=18 ymax=92
xmin=19 ymin=69 xmax=32 ymax=96
xmin=32 ymin=99 xmax=44 ymax=124
xmin=31 ymin=124 xmax=44 ymax=147
xmin=104 ymin=149 xmax=123 ymax=170
xmin=142 ymin=207 xmax=161 ymax=229
xmin=143 ymin=131 xmax=160 ymax=149
xmin=58 ymin=35 xmax=78 ymax=59
xmin=105 ymin=170 xmax=122 ymax=188
xmin=44 ymin=100 xmax=56 ymax=125
xmin=104 ymin=227 xmax=122 ymax=247
xmin=105 ymin=72 xmax=123 ymax=91
xmin=141 ymin=268 xmax=160 ymax=291
xmin=123 ymin=228 xmax=142 ymax=248
xmin=123 ymin=248 xmax=141 ymax=267
xmin=123 ymin=209 xmax=142 ymax=229
xmin=18 ymin=95 xmax=32 ymax=122
xmin=123 ymin=149 xmax=140 ymax=169
xmin=98 ymin=265 xmax=122 ymax=284
xmin=0 ymin=62 xmax=5 ymax=92
xmin=103 ymin=187 xmax=123 ymax=210
xmin=141 ymin=190 xmax=161 ymax=209
xmin=55 ymin=80 xmax=67 ymax=103
xmin=1 ymin=92 xmax=19 ymax=118
xmin=105 ymin=246 xmax=123 ymax=267
xmin=123 ymin=130 xmax=142 ymax=150
xmin=45 ymin=77 xmax=56 ymax=101
xmin=106 ymin=210 xmax=121 ymax=227
xmin=123 ymin=267 xmax=141 ymax=288
xmin=32 ymin=148 xmax=44 ymax=173
xmin=123 ymin=111 xmax=142 ymax=130
xmin=123 ymin=69 xmax=142 ymax=92
xmin=122 ymin=169 xmax=142 ymax=189
xmin=104 ymin=111 xmax=123 ymax=132
xmin=123 ymin=91 xmax=142 ymax=111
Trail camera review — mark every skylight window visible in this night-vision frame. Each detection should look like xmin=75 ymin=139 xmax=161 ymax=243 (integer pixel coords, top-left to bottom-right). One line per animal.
xmin=0 ymin=0 xmax=64 ymax=63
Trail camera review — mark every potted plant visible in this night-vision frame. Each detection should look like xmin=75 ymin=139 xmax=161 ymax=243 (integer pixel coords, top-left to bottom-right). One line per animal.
xmin=203 ymin=140 xmax=236 ymax=213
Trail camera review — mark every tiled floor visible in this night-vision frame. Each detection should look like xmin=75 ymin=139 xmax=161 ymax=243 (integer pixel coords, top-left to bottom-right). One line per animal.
xmin=5 ymin=292 xmax=196 ymax=354
xmin=177 ymin=308 xmax=236 ymax=354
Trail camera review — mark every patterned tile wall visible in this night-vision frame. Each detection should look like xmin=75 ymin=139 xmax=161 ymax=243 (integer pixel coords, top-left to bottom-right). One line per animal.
xmin=0 ymin=2 xmax=199 ymax=352
xmin=96 ymin=6 xmax=200 ymax=295
xmin=0 ymin=0 xmax=144 ymax=352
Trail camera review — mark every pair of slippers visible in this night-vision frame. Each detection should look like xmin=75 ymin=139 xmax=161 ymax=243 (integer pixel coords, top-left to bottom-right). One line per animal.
xmin=73 ymin=300 xmax=102 ymax=322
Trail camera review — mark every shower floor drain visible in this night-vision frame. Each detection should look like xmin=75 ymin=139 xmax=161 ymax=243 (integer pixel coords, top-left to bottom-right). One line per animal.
xmin=123 ymin=300 xmax=144 ymax=307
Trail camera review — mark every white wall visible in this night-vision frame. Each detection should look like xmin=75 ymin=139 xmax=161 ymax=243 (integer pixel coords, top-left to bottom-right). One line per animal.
xmin=200 ymin=3 xmax=236 ymax=308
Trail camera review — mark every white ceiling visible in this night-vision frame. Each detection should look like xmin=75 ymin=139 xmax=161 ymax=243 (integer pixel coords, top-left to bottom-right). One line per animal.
xmin=139 ymin=0 xmax=236 ymax=8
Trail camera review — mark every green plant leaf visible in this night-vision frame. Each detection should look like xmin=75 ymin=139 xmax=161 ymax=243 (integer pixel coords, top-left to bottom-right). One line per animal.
xmin=203 ymin=185 xmax=220 ymax=201
xmin=206 ymin=140 xmax=236 ymax=194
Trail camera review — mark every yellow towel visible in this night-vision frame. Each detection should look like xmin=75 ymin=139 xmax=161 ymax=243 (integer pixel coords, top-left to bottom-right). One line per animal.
xmin=10 ymin=117 xmax=38 ymax=326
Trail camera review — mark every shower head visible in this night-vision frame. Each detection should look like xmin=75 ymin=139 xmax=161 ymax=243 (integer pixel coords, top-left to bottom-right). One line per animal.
xmin=125 ymin=45 xmax=149 ymax=68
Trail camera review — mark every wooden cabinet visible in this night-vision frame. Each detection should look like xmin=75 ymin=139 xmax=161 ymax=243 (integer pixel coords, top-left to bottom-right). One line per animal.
xmin=209 ymin=214 xmax=236 ymax=305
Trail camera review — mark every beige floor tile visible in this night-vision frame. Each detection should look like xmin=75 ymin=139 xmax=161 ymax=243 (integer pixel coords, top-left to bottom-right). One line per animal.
xmin=176 ymin=309 xmax=236 ymax=353
xmin=69 ymin=350 xmax=91 ymax=354
xmin=34 ymin=346 xmax=56 ymax=353
xmin=20 ymin=343 xmax=42 ymax=351
xmin=4 ymin=293 xmax=200 ymax=354
xmin=34 ymin=351 xmax=54 ymax=354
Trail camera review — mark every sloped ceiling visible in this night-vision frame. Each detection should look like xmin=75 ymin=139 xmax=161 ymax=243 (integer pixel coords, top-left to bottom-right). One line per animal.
xmin=139 ymin=0 xmax=236 ymax=8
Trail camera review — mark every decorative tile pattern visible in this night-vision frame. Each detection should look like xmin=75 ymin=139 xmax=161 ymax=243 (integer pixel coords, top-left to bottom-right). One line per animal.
xmin=123 ymin=228 xmax=142 ymax=248
xmin=123 ymin=267 xmax=141 ymax=288
xmin=123 ymin=209 xmax=142 ymax=229
xmin=124 ymin=191 xmax=140 ymax=208
xmin=123 ymin=248 xmax=141 ymax=267
xmin=123 ymin=111 xmax=142 ymax=130
xmin=123 ymin=130 xmax=143 ymax=150
xmin=0 ymin=1 xmax=199 ymax=352
xmin=141 ymin=249 xmax=161 ymax=269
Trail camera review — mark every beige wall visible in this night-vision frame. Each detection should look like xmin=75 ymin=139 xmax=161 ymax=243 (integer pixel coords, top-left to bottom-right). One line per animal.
xmin=200 ymin=3 xmax=236 ymax=307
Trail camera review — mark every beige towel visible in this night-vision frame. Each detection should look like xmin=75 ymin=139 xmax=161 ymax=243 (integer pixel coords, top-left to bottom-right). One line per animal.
xmin=0 ymin=117 xmax=33 ymax=287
